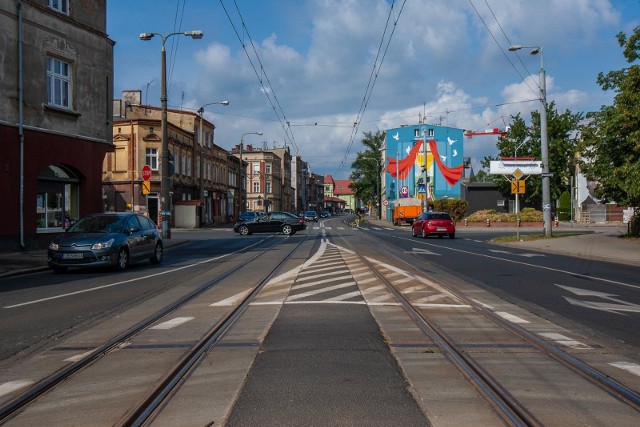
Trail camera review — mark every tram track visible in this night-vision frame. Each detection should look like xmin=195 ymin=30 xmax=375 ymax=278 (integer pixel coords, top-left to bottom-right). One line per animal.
xmin=0 ymin=232 xmax=313 ymax=425
xmin=330 ymin=220 xmax=640 ymax=425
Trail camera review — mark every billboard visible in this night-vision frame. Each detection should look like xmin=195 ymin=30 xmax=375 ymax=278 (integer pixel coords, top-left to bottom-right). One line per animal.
xmin=489 ymin=159 xmax=542 ymax=175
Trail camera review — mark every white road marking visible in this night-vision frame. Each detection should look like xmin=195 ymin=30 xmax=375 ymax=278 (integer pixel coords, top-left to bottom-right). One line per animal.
xmin=0 ymin=380 xmax=34 ymax=397
xmin=539 ymin=332 xmax=592 ymax=349
xmin=211 ymin=289 xmax=252 ymax=306
xmin=609 ymin=362 xmax=640 ymax=377
xmin=495 ymin=311 xmax=530 ymax=324
xmin=557 ymin=284 xmax=640 ymax=314
xmin=150 ymin=316 xmax=194 ymax=330
xmin=287 ymin=282 xmax=356 ymax=301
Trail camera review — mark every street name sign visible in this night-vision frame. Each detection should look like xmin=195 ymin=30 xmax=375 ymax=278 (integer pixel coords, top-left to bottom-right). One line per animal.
xmin=490 ymin=159 xmax=542 ymax=175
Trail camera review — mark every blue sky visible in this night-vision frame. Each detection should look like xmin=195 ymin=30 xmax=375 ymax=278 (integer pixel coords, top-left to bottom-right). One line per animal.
xmin=108 ymin=0 xmax=640 ymax=178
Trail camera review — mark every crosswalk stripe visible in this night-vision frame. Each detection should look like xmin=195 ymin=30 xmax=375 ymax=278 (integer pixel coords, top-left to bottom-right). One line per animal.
xmin=287 ymin=282 xmax=356 ymax=301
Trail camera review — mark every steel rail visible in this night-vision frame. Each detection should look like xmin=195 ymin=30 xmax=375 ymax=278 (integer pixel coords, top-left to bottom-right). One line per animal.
xmin=119 ymin=231 xmax=313 ymax=426
xmin=332 ymin=227 xmax=540 ymax=426
xmin=356 ymin=227 xmax=640 ymax=413
xmin=0 ymin=235 xmax=285 ymax=423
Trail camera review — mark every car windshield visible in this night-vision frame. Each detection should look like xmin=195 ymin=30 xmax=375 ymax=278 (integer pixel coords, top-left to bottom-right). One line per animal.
xmin=428 ymin=213 xmax=452 ymax=220
xmin=306 ymin=211 xmax=316 ymax=216
xmin=70 ymin=215 xmax=125 ymax=233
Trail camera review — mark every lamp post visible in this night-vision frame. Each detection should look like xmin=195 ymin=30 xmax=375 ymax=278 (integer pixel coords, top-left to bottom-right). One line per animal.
xmin=197 ymin=100 xmax=229 ymax=226
xmin=140 ymin=30 xmax=204 ymax=239
xmin=239 ymin=132 xmax=263 ymax=215
xmin=509 ymin=44 xmax=551 ymax=237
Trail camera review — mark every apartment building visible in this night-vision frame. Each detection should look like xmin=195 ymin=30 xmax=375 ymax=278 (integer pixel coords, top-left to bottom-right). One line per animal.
xmin=0 ymin=0 xmax=114 ymax=251
xmin=232 ymin=145 xmax=282 ymax=213
xmin=107 ymin=92 xmax=240 ymax=226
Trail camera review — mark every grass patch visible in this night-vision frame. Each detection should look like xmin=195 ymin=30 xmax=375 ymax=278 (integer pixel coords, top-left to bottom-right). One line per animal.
xmin=492 ymin=232 xmax=585 ymax=243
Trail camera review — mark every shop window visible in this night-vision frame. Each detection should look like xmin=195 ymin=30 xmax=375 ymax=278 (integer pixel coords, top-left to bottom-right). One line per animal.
xmin=37 ymin=165 xmax=79 ymax=230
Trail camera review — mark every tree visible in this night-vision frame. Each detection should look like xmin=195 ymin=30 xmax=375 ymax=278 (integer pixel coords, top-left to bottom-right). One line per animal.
xmin=349 ymin=131 xmax=384 ymax=215
xmin=483 ymin=104 xmax=583 ymax=209
xmin=579 ymin=26 xmax=640 ymax=210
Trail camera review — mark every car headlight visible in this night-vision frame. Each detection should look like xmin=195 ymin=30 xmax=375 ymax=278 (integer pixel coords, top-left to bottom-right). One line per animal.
xmin=49 ymin=242 xmax=59 ymax=251
xmin=91 ymin=238 xmax=115 ymax=250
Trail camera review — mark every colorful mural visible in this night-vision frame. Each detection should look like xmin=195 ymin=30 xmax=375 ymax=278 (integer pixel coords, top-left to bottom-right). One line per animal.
xmin=384 ymin=125 xmax=464 ymax=204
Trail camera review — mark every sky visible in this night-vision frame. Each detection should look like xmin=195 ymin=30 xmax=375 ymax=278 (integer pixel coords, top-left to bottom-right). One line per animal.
xmin=107 ymin=0 xmax=640 ymax=179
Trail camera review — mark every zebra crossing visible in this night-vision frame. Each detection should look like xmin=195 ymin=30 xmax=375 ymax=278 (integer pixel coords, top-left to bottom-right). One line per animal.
xmin=245 ymin=238 xmax=466 ymax=308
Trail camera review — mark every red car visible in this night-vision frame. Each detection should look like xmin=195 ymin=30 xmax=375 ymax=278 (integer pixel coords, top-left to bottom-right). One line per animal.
xmin=411 ymin=212 xmax=455 ymax=239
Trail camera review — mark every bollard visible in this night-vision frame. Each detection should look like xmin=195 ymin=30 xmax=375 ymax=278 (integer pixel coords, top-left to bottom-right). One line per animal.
xmin=464 ymin=218 xmax=468 ymax=226
xmin=486 ymin=218 xmax=490 ymax=227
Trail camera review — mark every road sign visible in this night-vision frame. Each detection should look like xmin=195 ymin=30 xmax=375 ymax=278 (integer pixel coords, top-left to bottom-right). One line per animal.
xmin=400 ymin=186 xmax=409 ymax=197
xmin=511 ymin=180 xmax=525 ymax=194
xmin=541 ymin=172 xmax=554 ymax=178
xmin=490 ymin=159 xmax=542 ymax=175
xmin=142 ymin=181 xmax=150 ymax=195
xmin=513 ymin=168 xmax=524 ymax=180
xmin=142 ymin=165 xmax=152 ymax=181
xmin=382 ymin=199 xmax=389 ymax=206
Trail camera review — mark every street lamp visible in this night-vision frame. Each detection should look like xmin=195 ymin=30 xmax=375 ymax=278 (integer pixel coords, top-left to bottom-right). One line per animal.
xmin=239 ymin=132 xmax=263 ymax=215
xmin=197 ymin=100 xmax=229 ymax=226
xmin=509 ymin=44 xmax=551 ymax=237
xmin=140 ymin=30 xmax=204 ymax=239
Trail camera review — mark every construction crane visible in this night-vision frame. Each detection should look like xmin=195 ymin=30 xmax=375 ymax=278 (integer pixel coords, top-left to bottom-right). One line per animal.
xmin=463 ymin=128 xmax=507 ymax=138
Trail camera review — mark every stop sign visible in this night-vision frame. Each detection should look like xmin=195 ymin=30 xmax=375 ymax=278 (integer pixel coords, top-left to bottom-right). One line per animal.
xmin=142 ymin=165 xmax=152 ymax=181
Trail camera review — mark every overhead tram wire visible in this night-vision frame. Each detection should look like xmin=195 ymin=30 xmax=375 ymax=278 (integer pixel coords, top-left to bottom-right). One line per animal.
xmin=219 ymin=0 xmax=300 ymax=155
xmin=167 ymin=0 xmax=188 ymax=97
xmin=338 ymin=0 xmax=407 ymax=173
xmin=468 ymin=0 xmax=539 ymax=98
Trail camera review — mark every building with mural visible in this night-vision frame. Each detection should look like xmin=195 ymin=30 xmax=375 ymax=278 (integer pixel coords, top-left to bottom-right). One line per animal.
xmin=383 ymin=124 xmax=464 ymax=220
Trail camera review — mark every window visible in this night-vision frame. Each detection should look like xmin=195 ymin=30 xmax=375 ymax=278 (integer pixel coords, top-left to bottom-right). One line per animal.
xmin=265 ymin=163 xmax=272 ymax=174
xmin=266 ymin=181 xmax=271 ymax=194
xmin=46 ymin=57 xmax=71 ymax=108
xmin=414 ymin=129 xmax=420 ymax=137
xmin=48 ymin=0 xmax=69 ymax=14
xmin=36 ymin=165 xmax=79 ymax=230
xmin=252 ymin=163 xmax=260 ymax=175
xmin=428 ymin=128 xmax=434 ymax=137
xmin=253 ymin=182 xmax=260 ymax=193
xmin=146 ymin=148 xmax=158 ymax=170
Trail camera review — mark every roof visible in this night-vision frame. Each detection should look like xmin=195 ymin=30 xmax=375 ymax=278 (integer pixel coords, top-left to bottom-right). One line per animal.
xmin=333 ymin=179 xmax=355 ymax=195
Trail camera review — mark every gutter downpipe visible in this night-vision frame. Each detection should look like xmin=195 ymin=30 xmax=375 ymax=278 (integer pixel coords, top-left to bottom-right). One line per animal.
xmin=18 ymin=0 xmax=25 ymax=248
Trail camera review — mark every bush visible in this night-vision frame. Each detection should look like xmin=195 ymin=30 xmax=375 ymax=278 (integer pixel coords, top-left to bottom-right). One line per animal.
xmin=432 ymin=199 xmax=468 ymax=221
xmin=629 ymin=211 xmax=640 ymax=237
xmin=557 ymin=191 xmax=571 ymax=221
xmin=464 ymin=208 xmax=542 ymax=222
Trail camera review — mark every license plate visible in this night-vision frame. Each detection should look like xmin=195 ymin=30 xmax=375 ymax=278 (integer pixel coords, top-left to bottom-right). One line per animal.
xmin=62 ymin=253 xmax=83 ymax=259
xmin=437 ymin=228 xmax=447 ymax=231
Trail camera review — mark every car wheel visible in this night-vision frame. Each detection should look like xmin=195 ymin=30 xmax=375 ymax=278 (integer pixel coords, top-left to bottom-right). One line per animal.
xmin=411 ymin=227 xmax=417 ymax=237
xmin=449 ymin=233 xmax=455 ymax=239
xmin=282 ymin=224 xmax=293 ymax=235
xmin=115 ymin=247 xmax=129 ymax=271
xmin=150 ymin=242 xmax=163 ymax=264
xmin=239 ymin=225 xmax=250 ymax=236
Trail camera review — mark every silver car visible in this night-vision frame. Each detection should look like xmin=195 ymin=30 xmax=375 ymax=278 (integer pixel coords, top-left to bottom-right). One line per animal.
xmin=47 ymin=212 xmax=163 ymax=272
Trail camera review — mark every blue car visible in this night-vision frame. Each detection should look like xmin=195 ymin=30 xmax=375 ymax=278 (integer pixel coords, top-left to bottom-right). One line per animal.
xmin=48 ymin=212 xmax=163 ymax=272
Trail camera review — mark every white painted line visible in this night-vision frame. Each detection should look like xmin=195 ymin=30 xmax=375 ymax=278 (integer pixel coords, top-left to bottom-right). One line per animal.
xmin=0 ymin=380 xmax=35 ymax=397
xmin=150 ymin=316 xmax=194 ymax=330
xmin=357 ymin=277 xmax=378 ymax=284
xmin=211 ymin=289 xmax=252 ymax=306
xmin=495 ymin=311 xmax=530 ymax=324
xmin=285 ymin=300 xmax=367 ymax=305
xmin=470 ymin=298 xmax=494 ymax=309
xmin=368 ymin=301 xmax=402 ymax=306
xmin=400 ymin=286 xmax=422 ymax=294
xmin=292 ymin=276 xmax=353 ymax=290
xmin=297 ymin=269 xmax=350 ymax=282
xmin=609 ymin=362 xmax=640 ymax=377
xmin=414 ymin=294 xmax=448 ymax=304
xmin=287 ymin=282 xmax=356 ymax=301
xmin=539 ymin=332 xmax=592 ymax=349
xmin=325 ymin=291 xmax=362 ymax=301
xmin=3 ymin=249 xmax=237 ymax=309
xmin=64 ymin=350 xmax=94 ymax=363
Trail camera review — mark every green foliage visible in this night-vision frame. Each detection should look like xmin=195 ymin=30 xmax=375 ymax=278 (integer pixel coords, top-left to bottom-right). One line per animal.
xmin=579 ymin=26 xmax=640 ymax=208
xmin=557 ymin=191 xmax=571 ymax=221
xmin=350 ymin=131 xmax=384 ymax=206
xmin=432 ymin=199 xmax=468 ymax=221
xmin=483 ymin=106 xmax=583 ymax=209
xmin=629 ymin=211 xmax=640 ymax=237
xmin=464 ymin=208 xmax=542 ymax=223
